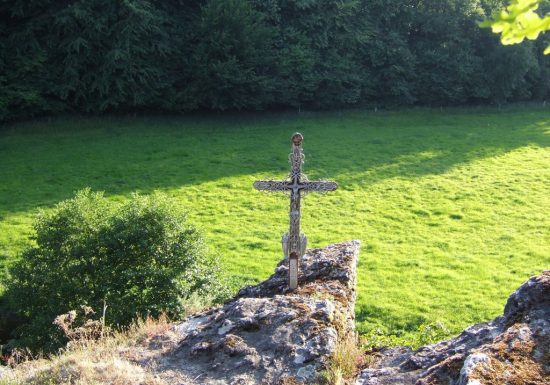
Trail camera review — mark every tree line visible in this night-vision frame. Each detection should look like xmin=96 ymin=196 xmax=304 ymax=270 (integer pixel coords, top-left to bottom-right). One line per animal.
xmin=1 ymin=0 xmax=549 ymax=122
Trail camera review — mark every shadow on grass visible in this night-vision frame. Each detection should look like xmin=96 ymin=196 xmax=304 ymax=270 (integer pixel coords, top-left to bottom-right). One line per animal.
xmin=355 ymin=303 xmax=429 ymax=334
xmin=0 ymin=108 xmax=548 ymax=221
xmin=0 ymin=107 xmax=549 ymax=337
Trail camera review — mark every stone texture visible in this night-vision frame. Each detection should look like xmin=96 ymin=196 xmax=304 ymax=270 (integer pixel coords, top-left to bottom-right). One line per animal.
xmin=356 ymin=270 xmax=550 ymax=385
xmin=144 ymin=240 xmax=360 ymax=385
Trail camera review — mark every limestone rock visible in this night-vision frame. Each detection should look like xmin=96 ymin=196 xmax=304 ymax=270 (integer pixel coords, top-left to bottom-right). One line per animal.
xmin=357 ymin=270 xmax=550 ymax=385
xmin=147 ymin=240 xmax=360 ymax=385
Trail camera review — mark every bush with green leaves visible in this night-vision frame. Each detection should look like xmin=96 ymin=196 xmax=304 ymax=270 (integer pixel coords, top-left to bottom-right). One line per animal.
xmin=4 ymin=189 xmax=226 ymax=351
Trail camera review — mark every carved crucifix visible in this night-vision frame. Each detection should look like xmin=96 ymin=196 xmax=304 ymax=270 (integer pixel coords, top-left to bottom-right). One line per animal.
xmin=254 ymin=133 xmax=337 ymax=290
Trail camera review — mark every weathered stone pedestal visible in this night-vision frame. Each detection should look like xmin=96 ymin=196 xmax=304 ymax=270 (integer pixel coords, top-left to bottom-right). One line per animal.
xmin=154 ymin=241 xmax=360 ymax=385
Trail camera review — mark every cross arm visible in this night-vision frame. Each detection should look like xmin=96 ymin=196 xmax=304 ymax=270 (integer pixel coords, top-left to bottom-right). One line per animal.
xmin=253 ymin=180 xmax=289 ymax=191
xmin=301 ymin=181 xmax=338 ymax=192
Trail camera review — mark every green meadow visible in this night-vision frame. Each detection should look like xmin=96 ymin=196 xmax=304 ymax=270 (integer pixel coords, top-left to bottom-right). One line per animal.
xmin=1 ymin=107 xmax=549 ymax=345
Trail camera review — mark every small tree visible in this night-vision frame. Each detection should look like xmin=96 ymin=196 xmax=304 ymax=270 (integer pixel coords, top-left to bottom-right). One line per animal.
xmin=5 ymin=189 xmax=225 ymax=351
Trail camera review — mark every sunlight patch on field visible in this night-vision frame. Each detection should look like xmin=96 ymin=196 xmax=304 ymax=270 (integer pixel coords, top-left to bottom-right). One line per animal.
xmin=1 ymin=107 xmax=549 ymax=345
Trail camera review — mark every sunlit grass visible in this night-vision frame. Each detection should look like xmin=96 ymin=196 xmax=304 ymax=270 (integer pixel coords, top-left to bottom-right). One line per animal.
xmin=1 ymin=106 xmax=549 ymax=345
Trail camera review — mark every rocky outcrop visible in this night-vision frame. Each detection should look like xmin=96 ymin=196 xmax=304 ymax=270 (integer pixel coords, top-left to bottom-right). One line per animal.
xmin=357 ymin=270 xmax=550 ymax=385
xmin=4 ymin=243 xmax=546 ymax=385
xmin=146 ymin=240 xmax=360 ymax=385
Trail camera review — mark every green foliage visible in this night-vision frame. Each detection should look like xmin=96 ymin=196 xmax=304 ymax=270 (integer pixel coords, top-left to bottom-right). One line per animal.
xmin=191 ymin=0 xmax=278 ymax=110
xmin=1 ymin=0 xmax=550 ymax=121
xmin=0 ymin=0 xmax=191 ymax=120
xmin=408 ymin=1 xmax=478 ymax=104
xmin=481 ymin=0 xmax=550 ymax=54
xmin=357 ymin=0 xmax=416 ymax=105
xmin=3 ymin=189 xmax=225 ymax=352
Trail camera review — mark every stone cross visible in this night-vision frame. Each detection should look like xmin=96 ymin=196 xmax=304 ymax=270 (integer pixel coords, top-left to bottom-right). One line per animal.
xmin=254 ymin=133 xmax=337 ymax=290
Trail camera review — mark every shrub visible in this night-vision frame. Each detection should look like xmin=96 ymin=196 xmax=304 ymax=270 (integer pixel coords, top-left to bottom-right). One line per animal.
xmin=4 ymin=189 xmax=225 ymax=352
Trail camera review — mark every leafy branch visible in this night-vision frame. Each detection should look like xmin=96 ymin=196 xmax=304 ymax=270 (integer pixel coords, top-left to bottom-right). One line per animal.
xmin=480 ymin=0 xmax=550 ymax=54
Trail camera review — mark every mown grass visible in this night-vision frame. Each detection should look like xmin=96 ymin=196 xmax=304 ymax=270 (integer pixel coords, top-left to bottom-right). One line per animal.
xmin=1 ymin=106 xmax=549 ymax=345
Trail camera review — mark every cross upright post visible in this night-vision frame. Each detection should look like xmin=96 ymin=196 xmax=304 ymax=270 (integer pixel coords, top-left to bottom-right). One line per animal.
xmin=254 ymin=133 xmax=337 ymax=290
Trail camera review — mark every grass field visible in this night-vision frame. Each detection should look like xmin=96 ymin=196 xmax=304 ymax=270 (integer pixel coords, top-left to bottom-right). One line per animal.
xmin=1 ymin=106 xmax=549 ymax=345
